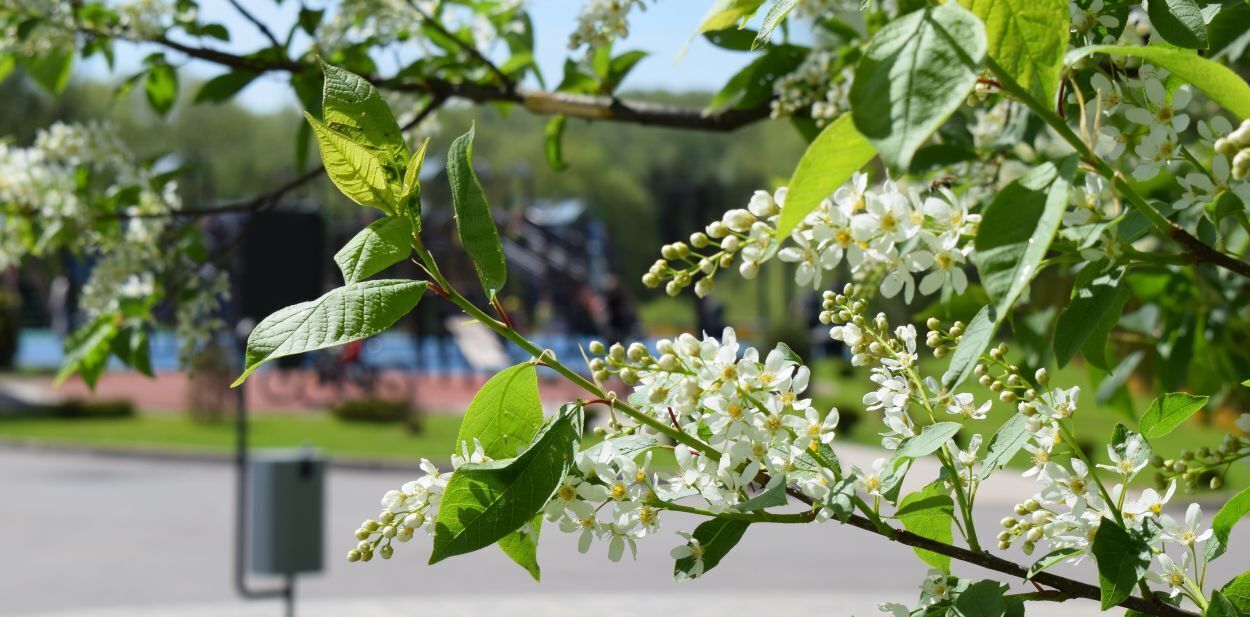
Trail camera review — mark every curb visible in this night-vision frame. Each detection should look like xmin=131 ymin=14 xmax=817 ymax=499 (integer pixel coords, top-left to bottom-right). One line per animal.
xmin=0 ymin=437 xmax=441 ymax=473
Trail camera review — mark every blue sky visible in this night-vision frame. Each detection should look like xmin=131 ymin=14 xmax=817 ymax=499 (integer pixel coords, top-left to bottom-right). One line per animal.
xmin=81 ymin=1 xmax=768 ymax=112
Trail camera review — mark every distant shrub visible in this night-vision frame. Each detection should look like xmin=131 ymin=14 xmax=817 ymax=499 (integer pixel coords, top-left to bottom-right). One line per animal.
xmin=49 ymin=399 xmax=135 ymax=419
xmin=332 ymin=398 xmax=414 ymax=426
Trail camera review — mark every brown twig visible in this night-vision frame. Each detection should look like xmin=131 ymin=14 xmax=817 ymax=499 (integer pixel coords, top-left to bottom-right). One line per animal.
xmin=225 ymin=0 xmax=283 ymax=49
xmin=404 ymin=0 xmax=514 ymax=91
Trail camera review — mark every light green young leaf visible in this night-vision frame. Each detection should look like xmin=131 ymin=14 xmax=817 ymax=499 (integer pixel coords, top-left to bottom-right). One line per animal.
xmin=398 ymin=137 xmax=428 ymax=226
xmin=55 ymin=315 xmax=118 ymax=389
xmin=306 ymin=113 xmax=396 ymax=213
xmin=753 ymin=0 xmax=800 ymax=49
xmin=457 ymin=363 xmax=545 ymax=460
xmin=897 ymin=422 xmax=963 ymax=458
xmin=333 ymin=216 xmax=413 ymax=284
xmin=544 ymin=115 xmax=568 ymax=171
xmin=942 ymin=304 xmax=996 ymax=389
xmin=1091 ymin=517 xmax=1151 ymax=610
xmin=979 ymin=412 xmax=1030 ymax=480
xmin=896 ymin=481 xmax=954 ymax=572
xmin=1206 ymin=486 xmax=1250 ymax=561
xmin=850 ymin=4 xmax=987 ymax=171
xmin=974 ymin=160 xmax=1073 ymax=317
xmin=430 ymin=406 xmax=580 ymax=564
xmin=1068 ymin=45 xmax=1250 ymax=119
xmin=1139 ymin=392 xmax=1209 ymax=439
xmin=775 ymin=114 xmax=876 ymax=238
xmin=960 ymin=0 xmax=1069 ymax=105
xmin=1147 ymin=0 xmax=1208 ymax=49
xmin=673 ymin=517 xmax=751 ymax=581
xmin=696 ymin=0 xmax=767 ymax=34
xmin=232 ymin=280 xmax=427 ymax=386
xmin=145 ymin=61 xmax=179 ymax=118
xmin=1054 ymin=268 xmax=1129 ymax=368
xmin=448 ymin=124 xmax=508 ymax=299
xmin=319 ymin=61 xmax=409 ymax=177
xmin=1028 ymin=547 xmax=1082 ymax=578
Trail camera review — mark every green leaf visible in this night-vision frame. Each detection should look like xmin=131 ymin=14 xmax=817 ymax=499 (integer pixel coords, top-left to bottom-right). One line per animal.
xmin=1091 ymin=518 xmax=1151 ymax=610
xmin=703 ymin=28 xmax=760 ymax=51
xmin=952 ymin=580 xmax=1013 ymax=617
xmin=1140 ymin=392 xmax=1209 ymax=439
xmin=544 ymin=115 xmax=568 ymax=171
xmin=430 ymin=406 xmax=581 ymax=564
xmin=959 ymin=0 xmax=1068 ymax=105
xmin=1068 ymin=45 xmax=1250 ymax=119
xmin=1221 ymin=571 xmax=1250 ymax=615
xmin=582 ymin=434 xmax=661 ymax=461
xmin=775 ymin=114 xmax=876 ymax=238
xmin=735 ymin=478 xmax=789 ymax=512
xmin=708 ymin=44 xmax=806 ymax=111
xmin=980 ymin=412 xmax=1029 ymax=480
xmin=673 ymin=517 xmax=751 ymax=581
xmin=498 ymin=515 xmax=542 ymax=581
xmin=607 ymin=50 xmax=649 ymax=90
xmin=193 ymin=70 xmax=259 ymax=104
xmin=1054 ymin=267 xmax=1129 ymax=368
xmin=850 ymin=4 xmax=987 ymax=171
xmin=55 ymin=315 xmax=118 ymax=389
xmin=144 ymin=61 xmax=178 ymax=118
xmin=1147 ymin=0 xmax=1208 ymax=49
xmin=232 ymin=280 xmax=427 ymax=386
xmin=1207 ymin=486 xmax=1250 ymax=562
xmin=333 ymin=217 xmax=413 ymax=284
xmin=457 ymin=363 xmax=545 ymax=460
xmin=897 ymin=422 xmax=962 ymax=458
xmin=942 ymin=304 xmax=996 ymax=389
xmin=306 ymin=113 xmax=396 ymax=213
xmin=20 ymin=49 xmax=73 ymax=94
xmin=696 ymin=0 xmax=767 ymax=34
xmin=1207 ymin=591 xmax=1239 ymax=617
xmin=398 ymin=137 xmax=428 ymax=223
xmin=896 ymin=481 xmax=954 ymax=572
xmin=974 ymin=159 xmax=1073 ymax=316
xmin=111 ymin=325 xmax=153 ymax=377
xmin=753 ymin=0 xmax=800 ymax=49
xmin=448 ymin=124 xmax=508 ymax=299
xmin=319 ymin=61 xmax=409 ymax=179
xmin=1028 ymin=547 xmax=1082 ymax=578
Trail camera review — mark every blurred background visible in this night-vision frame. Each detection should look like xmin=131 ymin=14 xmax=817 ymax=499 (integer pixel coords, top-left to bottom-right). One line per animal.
xmin=2 ymin=2 xmax=1248 ymax=616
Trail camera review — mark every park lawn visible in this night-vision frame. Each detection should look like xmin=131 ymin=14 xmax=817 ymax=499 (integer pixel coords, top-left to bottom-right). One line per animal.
xmin=0 ymin=413 xmax=466 ymax=462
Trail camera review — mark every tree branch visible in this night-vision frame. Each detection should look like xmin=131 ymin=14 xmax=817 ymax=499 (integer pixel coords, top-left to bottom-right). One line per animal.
xmin=780 ymin=488 xmax=1195 ymax=617
xmin=404 ymin=0 xmax=515 ymax=91
xmin=224 ymin=0 xmax=283 ymax=50
xmin=118 ymin=31 xmax=772 ymax=133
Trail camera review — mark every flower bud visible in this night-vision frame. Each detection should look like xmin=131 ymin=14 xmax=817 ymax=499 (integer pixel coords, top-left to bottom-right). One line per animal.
xmin=1034 ymin=368 xmax=1048 ymax=385
xmin=926 ymin=317 xmax=942 ymax=331
xmin=707 ymin=221 xmax=729 ymax=238
xmin=641 ymin=273 xmax=660 ymax=288
xmin=661 ymin=243 xmax=678 ymax=260
xmin=740 ymin=261 xmax=759 ymax=279
xmin=347 ymin=549 xmax=362 ymax=563
xmin=665 ymin=281 xmax=681 ymax=296
xmin=690 ymin=232 xmax=709 ymax=248
xmin=1000 ymin=517 xmax=1017 ymax=528
xmin=627 ymin=342 xmax=647 ymax=362
xmin=694 ymin=277 xmax=714 ymax=298
xmin=722 ymin=236 xmax=741 ymax=252
xmin=589 ymin=340 xmax=606 ymax=355
xmin=379 ymin=545 xmax=393 ymax=559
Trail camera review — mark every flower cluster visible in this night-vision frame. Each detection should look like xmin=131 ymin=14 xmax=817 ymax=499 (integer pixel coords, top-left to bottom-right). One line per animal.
xmin=770 ymin=51 xmax=854 ymax=127
xmin=349 ymin=459 xmax=448 ymax=562
xmin=0 ymin=121 xmax=228 ymax=367
xmin=568 ymin=0 xmax=648 ymax=52
xmin=319 ymin=0 xmax=525 ymax=55
xmin=587 ymin=330 xmax=844 ymax=514
xmin=642 ymin=173 xmax=980 ymax=303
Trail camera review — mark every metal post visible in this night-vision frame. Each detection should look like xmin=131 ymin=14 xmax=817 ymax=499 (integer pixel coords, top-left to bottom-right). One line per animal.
xmin=234 ymin=324 xmax=294 ymax=615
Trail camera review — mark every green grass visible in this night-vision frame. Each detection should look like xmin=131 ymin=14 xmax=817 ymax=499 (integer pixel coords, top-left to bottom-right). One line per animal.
xmin=0 ymin=414 xmax=465 ymax=462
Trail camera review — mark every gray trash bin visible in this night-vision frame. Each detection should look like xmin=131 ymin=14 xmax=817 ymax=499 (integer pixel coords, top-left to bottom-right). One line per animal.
xmin=248 ymin=449 xmax=324 ymax=575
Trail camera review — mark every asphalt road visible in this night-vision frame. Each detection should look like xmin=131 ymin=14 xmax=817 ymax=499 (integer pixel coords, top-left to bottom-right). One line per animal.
xmin=2 ymin=447 xmax=1246 ymax=617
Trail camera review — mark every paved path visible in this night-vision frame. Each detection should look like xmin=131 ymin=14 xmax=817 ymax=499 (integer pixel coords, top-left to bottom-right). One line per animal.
xmin=3 ymin=448 xmax=1247 ymax=617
